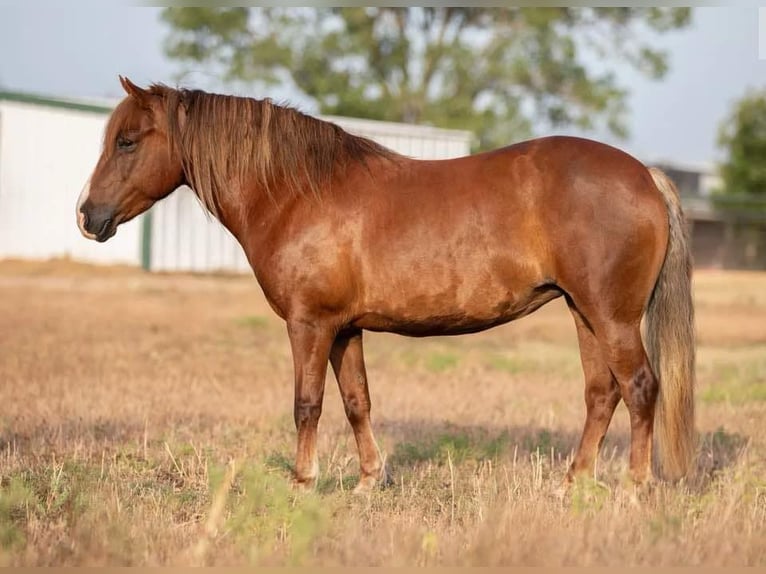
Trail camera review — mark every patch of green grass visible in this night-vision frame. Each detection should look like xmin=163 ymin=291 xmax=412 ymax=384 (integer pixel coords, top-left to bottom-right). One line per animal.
xmin=399 ymin=348 xmax=421 ymax=368
xmin=220 ymin=460 xmax=332 ymax=566
xmin=486 ymin=354 xmax=526 ymax=374
xmin=0 ymin=477 xmax=38 ymax=552
xmin=522 ymin=429 xmax=564 ymax=454
xmin=264 ymin=451 xmax=294 ymax=475
xmin=569 ymin=477 xmax=610 ymax=515
xmin=388 ymin=347 xmax=460 ymax=373
xmin=390 ymin=428 xmax=571 ymax=469
xmin=700 ymin=382 xmax=766 ymax=404
xmin=482 ymin=432 xmax=514 ymax=460
xmin=316 ymin=473 xmax=359 ymax=495
xmin=263 ymin=450 xmax=359 ymax=495
xmin=392 ymin=430 xmax=512 ymax=466
xmin=236 ymin=315 xmax=270 ymax=329
xmin=484 ymin=346 xmax=582 ymax=378
xmin=699 ymin=350 xmax=766 ymax=405
xmin=0 ymin=460 xmax=109 ymax=558
xmin=425 ymin=352 xmax=459 ymax=373
xmin=10 ymin=461 xmax=101 ymax=522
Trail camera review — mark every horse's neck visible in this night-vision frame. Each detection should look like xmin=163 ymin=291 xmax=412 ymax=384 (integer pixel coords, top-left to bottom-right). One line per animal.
xmin=207 ymin=182 xmax=269 ymax=240
xmin=204 ymin=174 xmax=300 ymax=268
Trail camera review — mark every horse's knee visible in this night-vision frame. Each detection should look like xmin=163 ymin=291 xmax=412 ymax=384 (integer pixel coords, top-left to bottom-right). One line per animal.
xmin=294 ymin=400 xmax=322 ymax=428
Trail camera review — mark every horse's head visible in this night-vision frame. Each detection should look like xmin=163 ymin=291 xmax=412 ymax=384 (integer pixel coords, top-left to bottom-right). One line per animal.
xmin=77 ymin=77 xmax=185 ymax=242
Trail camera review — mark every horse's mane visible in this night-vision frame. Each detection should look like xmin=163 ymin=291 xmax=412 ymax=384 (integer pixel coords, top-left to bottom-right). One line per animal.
xmin=133 ymin=85 xmax=400 ymax=217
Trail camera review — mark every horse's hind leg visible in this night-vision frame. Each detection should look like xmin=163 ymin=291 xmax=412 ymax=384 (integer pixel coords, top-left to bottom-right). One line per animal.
xmin=595 ymin=321 xmax=658 ymax=484
xmin=330 ymin=329 xmax=385 ymax=493
xmin=572 ymin=302 xmax=658 ymax=484
xmin=567 ymin=302 xmax=622 ymax=482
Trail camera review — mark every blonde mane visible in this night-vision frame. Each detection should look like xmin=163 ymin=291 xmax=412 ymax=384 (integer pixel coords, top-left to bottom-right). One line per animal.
xmin=155 ymin=86 xmax=399 ymax=216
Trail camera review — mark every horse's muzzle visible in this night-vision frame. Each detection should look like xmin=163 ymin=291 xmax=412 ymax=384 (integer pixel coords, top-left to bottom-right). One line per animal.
xmin=78 ymin=203 xmax=116 ymax=242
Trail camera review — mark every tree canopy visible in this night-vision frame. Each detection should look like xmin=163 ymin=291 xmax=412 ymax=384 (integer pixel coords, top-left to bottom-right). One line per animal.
xmin=717 ymin=89 xmax=766 ymax=197
xmin=161 ymin=7 xmax=691 ymax=150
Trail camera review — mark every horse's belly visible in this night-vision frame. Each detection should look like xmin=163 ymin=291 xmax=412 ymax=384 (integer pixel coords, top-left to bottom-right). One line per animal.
xmin=352 ymin=220 xmax=557 ymax=335
xmin=353 ymin=283 xmax=561 ymax=337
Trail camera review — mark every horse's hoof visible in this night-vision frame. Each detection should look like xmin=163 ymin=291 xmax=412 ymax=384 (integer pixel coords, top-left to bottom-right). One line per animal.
xmin=353 ymin=464 xmax=391 ymax=494
xmin=352 ymin=475 xmax=378 ymax=494
xmin=292 ymin=476 xmax=317 ymax=492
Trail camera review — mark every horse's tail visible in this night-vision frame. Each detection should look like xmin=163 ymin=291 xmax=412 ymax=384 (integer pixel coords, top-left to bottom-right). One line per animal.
xmin=645 ymin=167 xmax=696 ymax=481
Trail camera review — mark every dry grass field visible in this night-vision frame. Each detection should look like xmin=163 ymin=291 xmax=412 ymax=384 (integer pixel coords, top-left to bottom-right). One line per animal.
xmin=0 ymin=258 xmax=764 ymax=566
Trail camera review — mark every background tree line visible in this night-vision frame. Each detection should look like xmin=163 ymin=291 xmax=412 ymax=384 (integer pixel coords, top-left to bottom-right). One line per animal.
xmin=160 ymin=7 xmax=764 ymax=204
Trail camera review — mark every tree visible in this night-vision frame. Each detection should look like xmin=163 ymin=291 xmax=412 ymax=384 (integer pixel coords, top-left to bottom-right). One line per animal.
xmin=161 ymin=7 xmax=691 ymax=150
xmin=717 ymin=89 xmax=766 ymax=198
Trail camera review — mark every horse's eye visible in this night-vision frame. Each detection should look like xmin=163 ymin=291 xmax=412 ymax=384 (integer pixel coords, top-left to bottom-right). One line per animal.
xmin=117 ymin=136 xmax=136 ymax=151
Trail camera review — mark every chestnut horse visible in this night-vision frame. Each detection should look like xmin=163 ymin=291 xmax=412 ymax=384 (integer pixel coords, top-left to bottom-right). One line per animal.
xmin=77 ymin=77 xmax=695 ymax=492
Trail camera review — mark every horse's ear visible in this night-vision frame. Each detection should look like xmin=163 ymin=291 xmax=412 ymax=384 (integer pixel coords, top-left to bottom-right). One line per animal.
xmin=119 ymin=76 xmax=150 ymax=107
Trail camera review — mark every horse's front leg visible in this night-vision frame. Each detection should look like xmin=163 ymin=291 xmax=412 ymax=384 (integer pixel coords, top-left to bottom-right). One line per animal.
xmin=286 ymin=319 xmax=335 ymax=489
xmin=329 ymin=329 xmax=385 ymax=493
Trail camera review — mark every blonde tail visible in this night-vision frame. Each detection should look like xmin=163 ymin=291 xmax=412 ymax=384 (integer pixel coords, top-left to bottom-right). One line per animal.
xmin=646 ymin=167 xmax=697 ymax=481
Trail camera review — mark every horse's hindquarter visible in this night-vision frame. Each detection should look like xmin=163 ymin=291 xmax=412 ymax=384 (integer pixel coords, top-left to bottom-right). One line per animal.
xmin=529 ymin=137 xmax=670 ymax=318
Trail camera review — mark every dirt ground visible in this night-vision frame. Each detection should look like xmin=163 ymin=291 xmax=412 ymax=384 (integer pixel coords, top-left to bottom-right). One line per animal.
xmin=0 ymin=258 xmax=764 ymax=566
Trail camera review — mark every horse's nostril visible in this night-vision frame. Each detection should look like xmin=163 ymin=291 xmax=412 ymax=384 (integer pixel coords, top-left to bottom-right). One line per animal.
xmin=99 ymin=218 xmax=113 ymax=236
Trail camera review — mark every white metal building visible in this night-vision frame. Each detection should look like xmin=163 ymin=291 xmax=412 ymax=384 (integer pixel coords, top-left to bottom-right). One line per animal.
xmin=0 ymin=90 xmax=473 ymax=273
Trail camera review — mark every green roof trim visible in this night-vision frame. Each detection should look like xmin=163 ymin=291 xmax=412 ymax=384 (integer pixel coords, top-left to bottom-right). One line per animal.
xmin=0 ymin=90 xmax=114 ymax=115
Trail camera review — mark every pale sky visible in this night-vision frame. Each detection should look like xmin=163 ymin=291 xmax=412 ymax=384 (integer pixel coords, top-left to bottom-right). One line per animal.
xmin=1 ymin=5 xmax=765 ymax=168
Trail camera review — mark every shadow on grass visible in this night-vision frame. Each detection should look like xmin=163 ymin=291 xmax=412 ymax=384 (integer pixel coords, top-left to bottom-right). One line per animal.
xmin=0 ymin=412 xmax=240 ymax=460
xmin=372 ymin=419 xmax=748 ymax=493
xmin=0 ymin=418 xmax=147 ymax=452
xmin=694 ymin=427 xmax=750 ymax=483
xmin=379 ymin=419 xmax=589 ymax=469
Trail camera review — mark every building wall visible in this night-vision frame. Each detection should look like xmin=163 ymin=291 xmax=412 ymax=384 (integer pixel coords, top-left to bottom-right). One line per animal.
xmin=689 ymin=217 xmax=766 ymax=270
xmin=0 ymin=99 xmax=144 ymax=266
xmin=0 ymin=93 xmax=472 ymax=273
